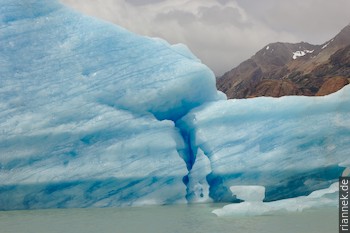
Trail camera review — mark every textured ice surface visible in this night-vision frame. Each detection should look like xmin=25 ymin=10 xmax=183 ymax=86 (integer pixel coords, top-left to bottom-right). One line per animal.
xmin=212 ymin=182 xmax=338 ymax=216
xmin=178 ymin=86 xmax=350 ymax=201
xmin=0 ymin=103 xmax=189 ymax=209
xmin=0 ymin=0 xmax=221 ymax=210
xmin=0 ymin=0 xmax=221 ymax=122
xmin=230 ymin=186 xmax=265 ymax=202
xmin=1 ymin=0 xmax=349 ymax=210
xmin=186 ymin=149 xmax=212 ymax=203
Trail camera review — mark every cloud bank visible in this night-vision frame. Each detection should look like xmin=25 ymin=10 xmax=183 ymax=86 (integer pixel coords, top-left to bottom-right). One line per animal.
xmin=61 ymin=0 xmax=350 ymax=75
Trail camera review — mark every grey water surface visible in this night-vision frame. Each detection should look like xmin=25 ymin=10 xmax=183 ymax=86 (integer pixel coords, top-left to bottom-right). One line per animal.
xmin=0 ymin=204 xmax=337 ymax=233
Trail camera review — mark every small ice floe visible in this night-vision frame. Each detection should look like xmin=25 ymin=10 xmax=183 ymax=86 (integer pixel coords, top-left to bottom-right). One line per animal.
xmin=212 ymin=183 xmax=338 ymax=217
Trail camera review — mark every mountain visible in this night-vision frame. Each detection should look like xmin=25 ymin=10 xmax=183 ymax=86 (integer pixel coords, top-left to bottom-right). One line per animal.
xmin=217 ymin=24 xmax=350 ymax=99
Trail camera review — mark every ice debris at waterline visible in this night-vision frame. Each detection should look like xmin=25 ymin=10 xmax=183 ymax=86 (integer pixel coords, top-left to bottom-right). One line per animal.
xmin=0 ymin=0 xmax=349 ymax=210
xmin=212 ymin=182 xmax=338 ymax=217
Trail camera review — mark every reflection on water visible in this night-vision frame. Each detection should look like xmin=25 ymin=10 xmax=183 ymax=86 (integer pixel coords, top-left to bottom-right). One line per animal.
xmin=0 ymin=204 xmax=337 ymax=233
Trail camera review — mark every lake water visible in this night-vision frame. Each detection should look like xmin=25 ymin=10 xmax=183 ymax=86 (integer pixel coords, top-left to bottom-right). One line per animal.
xmin=0 ymin=204 xmax=337 ymax=233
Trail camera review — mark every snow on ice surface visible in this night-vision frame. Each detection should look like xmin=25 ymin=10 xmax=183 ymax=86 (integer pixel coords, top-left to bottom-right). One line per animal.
xmin=212 ymin=182 xmax=338 ymax=217
xmin=0 ymin=0 xmax=222 ymax=209
xmin=178 ymin=86 xmax=350 ymax=202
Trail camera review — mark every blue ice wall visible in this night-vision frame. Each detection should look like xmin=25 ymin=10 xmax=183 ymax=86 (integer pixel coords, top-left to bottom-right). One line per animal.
xmin=0 ymin=0 xmax=222 ymax=121
xmin=0 ymin=0 xmax=222 ymax=210
xmin=178 ymin=86 xmax=350 ymax=201
xmin=1 ymin=0 xmax=349 ymax=210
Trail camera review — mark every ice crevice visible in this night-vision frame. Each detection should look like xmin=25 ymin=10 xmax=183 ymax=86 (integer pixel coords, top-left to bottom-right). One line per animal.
xmin=175 ymin=119 xmax=238 ymax=203
xmin=174 ymin=121 xmax=215 ymax=203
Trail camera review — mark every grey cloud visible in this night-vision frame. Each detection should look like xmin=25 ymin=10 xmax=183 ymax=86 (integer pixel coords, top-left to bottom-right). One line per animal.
xmin=155 ymin=10 xmax=196 ymax=26
xmin=125 ymin=0 xmax=165 ymax=6
xmin=198 ymin=5 xmax=250 ymax=28
xmin=235 ymin=0 xmax=350 ymax=44
xmin=61 ymin=0 xmax=350 ymax=76
xmin=154 ymin=5 xmax=248 ymax=28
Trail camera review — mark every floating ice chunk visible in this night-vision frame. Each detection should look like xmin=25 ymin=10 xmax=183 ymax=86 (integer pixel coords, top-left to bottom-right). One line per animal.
xmin=230 ymin=186 xmax=265 ymax=202
xmin=213 ymin=201 xmax=271 ymax=216
xmin=212 ymin=182 xmax=338 ymax=217
xmin=306 ymin=182 xmax=338 ymax=198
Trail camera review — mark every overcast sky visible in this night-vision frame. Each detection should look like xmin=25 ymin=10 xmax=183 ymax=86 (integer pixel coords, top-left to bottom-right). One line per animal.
xmin=61 ymin=0 xmax=350 ymax=76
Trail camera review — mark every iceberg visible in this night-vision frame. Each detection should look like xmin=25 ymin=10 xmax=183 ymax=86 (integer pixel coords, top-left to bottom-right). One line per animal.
xmin=178 ymin=86 xmax=350 ymax=201
xmin=0 ymin=0 xmax=221 ymax=210
xmin=0 ymin=0 xmax=349 ymax=210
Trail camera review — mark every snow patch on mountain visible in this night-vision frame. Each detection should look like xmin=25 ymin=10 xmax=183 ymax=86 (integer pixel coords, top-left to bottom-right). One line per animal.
xmin=292 ymin=49 xmax=314 ymax=59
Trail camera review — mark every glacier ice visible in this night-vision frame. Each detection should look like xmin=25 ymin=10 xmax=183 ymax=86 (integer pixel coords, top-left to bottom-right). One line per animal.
xmin=229 ymin=186 xmax=265 ymax=202
xmin=212 ymin=182 xmax=338 ymax=217
xmin=178 ymin=86 xmax=350 ymax=202
xmin=0 ymin=0 xmax=221 ymax=210
xmin=0 ymin=0 xmax=349 ymax=210
xmin=186 ymin=149 xmax=212 ymax=203
xmin=0 ymin=0 xmax=222 ymax=122
xmin=0 ymin=102 xmax=189 ymax=209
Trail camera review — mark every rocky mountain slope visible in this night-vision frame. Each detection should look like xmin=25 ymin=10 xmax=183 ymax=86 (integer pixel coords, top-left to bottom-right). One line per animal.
xmin=217 ymin=24 xmax=350 ymax=98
